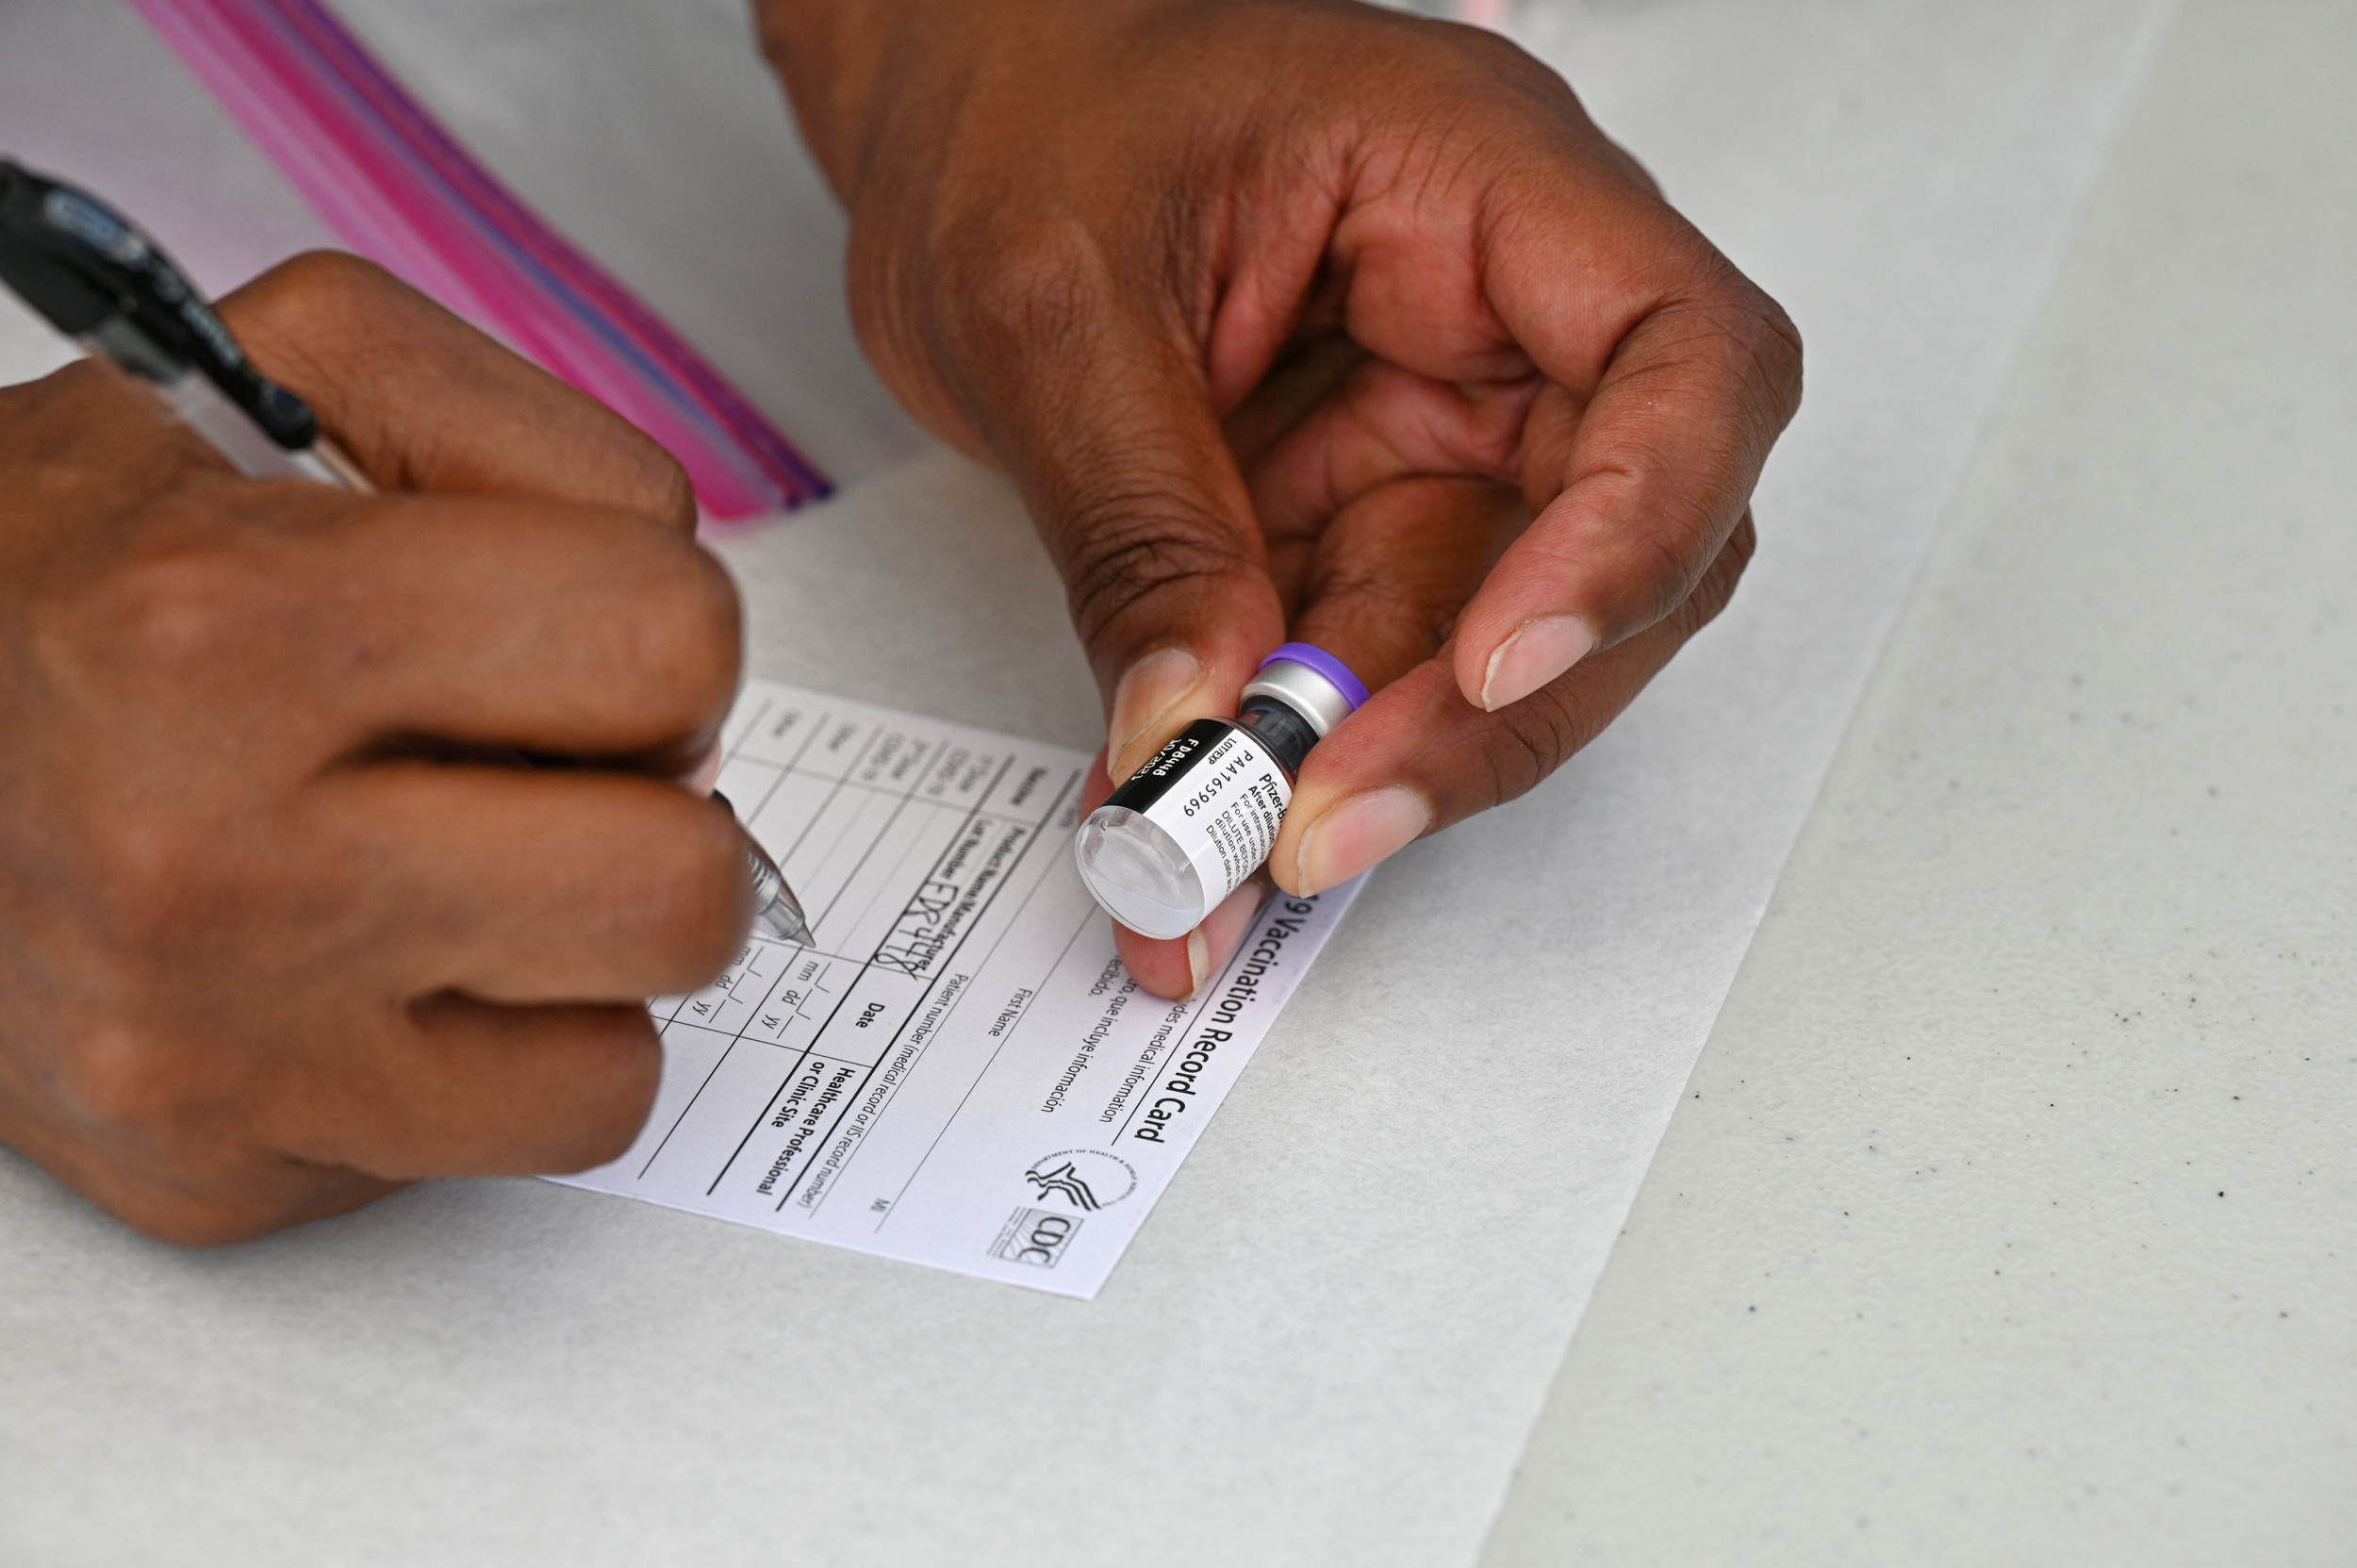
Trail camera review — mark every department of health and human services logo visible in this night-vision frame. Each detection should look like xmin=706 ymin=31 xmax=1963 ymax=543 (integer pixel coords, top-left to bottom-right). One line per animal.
xmin=1021 ymin=1148 xmax=1136 ymax=1212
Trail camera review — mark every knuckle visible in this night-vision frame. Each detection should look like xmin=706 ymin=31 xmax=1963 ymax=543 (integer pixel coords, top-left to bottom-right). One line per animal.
xmin=1748 ymin=289 xmax=1806 ymax=392
xmin=1739 ymin=300 xmax=1805 ymax=429
xmin=230 ymin=250 xmax=398 ymax=335
xmin=616 ymin=543 xmax=742 ymax=712
xmin=639 ymin=808 xmax=752 ymax=987
xmin=1480 ymin=702 xmax=1576 ymax=806
xmin=73 ymin=535 xmax=268 ymax=686
xmin=542 ymin=1010 xmax=662 ymax=1173
xmin=638 ymin=452 xmax=699 ymax=536
xmin=1675 ymin=308 xmax=1791 ymax=404
xmin=52 ymin=1021 xmax=201 ymax=1141
xmin=1695 ymin=277 xmax=1805 ymax=428
xmin=272 ymin=248 xmax=387 ymax=299
xmin=1628 ymin=505 xmax=1717 ymax=629
xmin=1579 ymin=461 xmax=1724 ymax=636
xmin=945 ymin=213 xmax=1108 ymax=354
xmin=1641 ymin=277 xmax=1805 ymax=438
xmin=1677 ymin=513 xmax=1756 ymax=635
xmin=1473 ymin=677 xmax=1609 ymax=810
xmin=1059 ymin=500 xmax=1258 ymax=649
xmin=36 ymin=1032 xmax=299 ymax=1245
xmin=80 ymin=815 xmax=211 ymax=949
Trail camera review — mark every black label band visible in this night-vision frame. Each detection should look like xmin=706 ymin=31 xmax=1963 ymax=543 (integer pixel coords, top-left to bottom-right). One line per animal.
xmin=1105 ymin=718 xmax=1234 ymax=814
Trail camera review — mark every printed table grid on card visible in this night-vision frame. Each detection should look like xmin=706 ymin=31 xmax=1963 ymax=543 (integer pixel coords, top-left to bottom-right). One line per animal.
xmin=555 ymin=680 xmax=1363 ymax=1297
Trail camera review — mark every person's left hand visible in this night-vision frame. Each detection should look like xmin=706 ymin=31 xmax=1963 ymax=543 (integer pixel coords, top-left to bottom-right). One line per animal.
xmin=760 ymin=0 xmax=1801 ymax=997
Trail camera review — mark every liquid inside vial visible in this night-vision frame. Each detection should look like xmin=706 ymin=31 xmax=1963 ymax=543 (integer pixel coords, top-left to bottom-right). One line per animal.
xmin=1073 ymin=803 xmax=1206 ymax=939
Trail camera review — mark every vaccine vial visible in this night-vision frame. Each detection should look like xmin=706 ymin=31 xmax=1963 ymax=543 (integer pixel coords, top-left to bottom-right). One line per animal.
xmin=1075 ymin=642 xmax=1369 ymax=939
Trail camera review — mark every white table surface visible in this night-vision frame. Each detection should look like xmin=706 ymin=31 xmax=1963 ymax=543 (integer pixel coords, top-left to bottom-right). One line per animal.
xmin=1482 ymin=0 xmax=2357 ymax=1560
xmin=2 ymin=0 xmax=2348 ymax=1563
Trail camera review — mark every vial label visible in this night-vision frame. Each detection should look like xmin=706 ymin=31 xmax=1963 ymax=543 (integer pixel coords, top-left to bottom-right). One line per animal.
xmin=1107 ymin=718 xmax=1293 ymax=904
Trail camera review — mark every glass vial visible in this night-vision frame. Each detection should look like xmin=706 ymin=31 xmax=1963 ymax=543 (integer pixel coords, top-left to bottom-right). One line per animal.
xmin=1074 ymin=643 xmax=1369 ymax=939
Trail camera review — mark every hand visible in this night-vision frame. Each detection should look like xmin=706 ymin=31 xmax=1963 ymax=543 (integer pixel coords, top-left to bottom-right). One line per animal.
xmin=0 ymin=255 xmax=749 ymax=1243
xmin=762 ymin=0 xmax=1800 ymax=997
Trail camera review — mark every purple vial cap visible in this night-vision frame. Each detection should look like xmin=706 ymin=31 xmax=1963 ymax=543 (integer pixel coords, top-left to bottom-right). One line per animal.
xmin=1258 ymin=642 xmax=1370 ymax=712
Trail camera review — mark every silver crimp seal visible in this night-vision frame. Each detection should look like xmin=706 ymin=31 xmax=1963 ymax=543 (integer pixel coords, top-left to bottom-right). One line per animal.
xmin=1239 ymin=658 xmax=1356 ymax=739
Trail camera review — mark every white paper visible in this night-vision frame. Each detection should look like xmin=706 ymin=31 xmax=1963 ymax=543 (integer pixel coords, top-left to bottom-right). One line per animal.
xmin=0 ymin=4 xmax=2176 ymax=1565
xmin=556 ymin=680 xmax=1359 ymax=1296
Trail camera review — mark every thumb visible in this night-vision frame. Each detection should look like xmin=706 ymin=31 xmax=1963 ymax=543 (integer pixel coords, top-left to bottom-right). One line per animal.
xmin=963 ymin=280 xmax=1285 ymax=779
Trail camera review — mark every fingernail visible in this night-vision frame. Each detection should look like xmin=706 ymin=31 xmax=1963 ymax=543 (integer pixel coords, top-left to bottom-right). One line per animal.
xmin=1109 ymin=647 xmax=1204 ymax=779
xmin=1294 ymin=786 xmax=1433 ymax=896
xmin=1184 ymin=881 xmax=1268 ymax=996
xmin=1479 ymin=615 xmax=1598 ymax=712
xmin=684 ymin=743 xmax=725 ymax=796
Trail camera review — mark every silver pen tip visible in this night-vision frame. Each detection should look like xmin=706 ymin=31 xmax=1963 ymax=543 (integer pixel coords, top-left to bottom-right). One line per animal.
xmin=716 ymin=789 xmax=813 ymax=947
xmin=753 ymin=889 xmax=814 ymax=947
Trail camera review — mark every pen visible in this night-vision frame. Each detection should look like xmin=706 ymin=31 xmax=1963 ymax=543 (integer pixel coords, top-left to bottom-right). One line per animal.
xmin=0 ymin=157 xmax=813 ymax=949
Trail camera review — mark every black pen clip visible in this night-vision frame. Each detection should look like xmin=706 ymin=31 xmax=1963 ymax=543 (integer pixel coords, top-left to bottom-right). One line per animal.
xmin=0 ymin=158 xmax=318 ymax=451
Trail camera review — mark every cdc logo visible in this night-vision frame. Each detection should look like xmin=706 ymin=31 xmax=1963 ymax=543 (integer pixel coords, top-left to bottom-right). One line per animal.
xmin=990 ymin=1206 xmax=1081 ymax=1269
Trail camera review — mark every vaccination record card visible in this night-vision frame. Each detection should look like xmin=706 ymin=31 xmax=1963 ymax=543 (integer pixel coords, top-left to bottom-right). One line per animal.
xmin=554 ymin=679 xmax=1361 ymax=1297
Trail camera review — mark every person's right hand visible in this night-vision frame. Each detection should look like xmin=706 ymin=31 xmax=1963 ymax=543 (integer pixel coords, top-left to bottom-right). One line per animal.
xmin=0 ymin=254 xmax=750 ymax=1244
